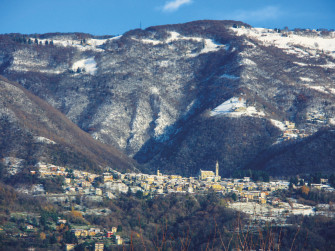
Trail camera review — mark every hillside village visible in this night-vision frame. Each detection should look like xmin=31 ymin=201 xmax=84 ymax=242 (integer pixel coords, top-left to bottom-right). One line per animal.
xmin=2 ymin=151 xmax=335 ymax=250
xmin=5 ymin=158 xmax=334 ymax=224
xmin=2 ymin=156 xmax=333 ymax=206
xmin=34 ymin=161 xmax=285 ymax=200
xmin=29 ymin=160 xmax=334 ymax=197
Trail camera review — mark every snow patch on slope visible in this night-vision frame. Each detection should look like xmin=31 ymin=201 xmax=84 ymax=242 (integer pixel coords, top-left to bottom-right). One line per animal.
xmin=10 ymin=49 xmax=66 ymax=74
xmin=270 ymin=119 xmax=286 ymax=131
xmin=329 ymin=118 xmax=335 ymax=125
xmin=110 ymin=35 xmax=122 ymax=41
xmin=33 ymin=37 xmax=114 ymax=52
xmin=300 ymin=77 xmax=313 ymax=82
xmin=133 ymin=31 xmax=226 ymax=56
xmin=294 ymin=62 xmax=309 ymax=67
xmin=166 ymin=31 xmax=181 ymax=42
xmin=150 ymin=87 xmax=159 ymax=94
xmin=153 ymin=100 xmax=178 ymax=142
xmin=232 ymin=27 xmax=335 ymax=58
xmin=167 ymin=31 xmax=226 ymax=56
xmin=34 ymin=136 xmax=56 ymax=144
xmin=240 ymin=58 xmax=257 ymax=66
xmin=128 ymin=100 xmax=152 ymax=152
xmin=318 ymin=62 xmax=335 ymax=69
xmin=198 ymin=39 xmax=223 ymax=55
xmin=210 ymin=97 xmax=265 ymax=118
xmin=220 ymin=74 xmax=240 ymax=80
xmin=305 ymin=85 xmax=328 ymax=94
xmin=138 ymin=38 xmax=161 ymax=45
xmin=2 ymin=157 xmax=24 ymax=175
xmin=72 ymin=57 xmax=97 ymax=75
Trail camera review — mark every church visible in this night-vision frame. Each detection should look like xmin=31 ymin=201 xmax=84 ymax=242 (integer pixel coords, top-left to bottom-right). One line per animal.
xmin=198 ymin=161 xmax=221 ymax=182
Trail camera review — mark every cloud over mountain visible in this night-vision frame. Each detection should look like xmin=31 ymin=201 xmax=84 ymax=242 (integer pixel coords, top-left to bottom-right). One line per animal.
xmin=162 ymin=0 xmax=192 ymax=12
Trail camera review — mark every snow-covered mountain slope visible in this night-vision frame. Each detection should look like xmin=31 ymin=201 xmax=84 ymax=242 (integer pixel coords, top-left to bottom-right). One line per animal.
xmin=0 ymin=21 xmax=240 ymax=158
xmin=1 ymin=20 xmax=335 ymax=176
xmin=233 ymin=27 xmax=335 ymax=58
xmin=0 ymin=76 xmax=135 ymax=173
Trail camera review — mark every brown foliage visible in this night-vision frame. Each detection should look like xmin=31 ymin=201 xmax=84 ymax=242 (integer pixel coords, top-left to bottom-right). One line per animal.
xmin=301 ymin=185 xmax=310 ymax=196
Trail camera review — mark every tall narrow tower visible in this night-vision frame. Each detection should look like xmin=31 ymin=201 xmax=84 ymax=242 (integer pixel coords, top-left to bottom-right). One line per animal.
xmin=215 ymin=160 xmax=219 ymax=177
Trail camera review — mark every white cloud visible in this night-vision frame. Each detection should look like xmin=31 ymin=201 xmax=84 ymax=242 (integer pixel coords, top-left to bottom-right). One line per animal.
xmin=162 ymin=0 xmax=192 ymax=12
xmin=231 ymin=6 xmax=282 ymax=22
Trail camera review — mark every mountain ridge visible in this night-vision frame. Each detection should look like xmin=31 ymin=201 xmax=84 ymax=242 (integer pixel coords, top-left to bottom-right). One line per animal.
xmin=0 ymin=75 xmax=136 ymax=174
xmin=1 ymin=20 xmax=335 ymax=176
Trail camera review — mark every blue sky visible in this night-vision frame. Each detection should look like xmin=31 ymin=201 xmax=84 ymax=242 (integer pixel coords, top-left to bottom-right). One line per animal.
xmin=1 ymin=0 xmax=334 ymax=35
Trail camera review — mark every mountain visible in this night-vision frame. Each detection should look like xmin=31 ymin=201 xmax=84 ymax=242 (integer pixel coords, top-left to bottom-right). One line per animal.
xmin=1 ymin=20 xmax=335 ymax=176
xmin=0 ymin=76 xmax=136 ymax=174
xmin=246 ymin=128 xmax=335 ymax=176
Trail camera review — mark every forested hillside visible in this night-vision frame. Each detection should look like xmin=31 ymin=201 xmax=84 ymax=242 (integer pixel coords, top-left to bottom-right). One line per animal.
xmin=0 ymin=76 xmax=136 ymax=175
xmin=1 ymin=20 xmax=335 ymax=176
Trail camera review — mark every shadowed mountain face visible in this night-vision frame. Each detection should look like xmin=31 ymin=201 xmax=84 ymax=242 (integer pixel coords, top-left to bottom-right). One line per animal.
xmin=1 ymin=20 xmax=335 ymax=176
xmin=0 ymin=76 xmax=136 ymax=173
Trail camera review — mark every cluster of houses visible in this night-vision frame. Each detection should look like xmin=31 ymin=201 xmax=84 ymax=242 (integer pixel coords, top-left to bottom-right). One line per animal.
xmin=58 ymin=219 xmax=123 ymax=250
xmin=65 ymin=242 xmax=104 ymax=251
xmin=2 ymin=159 xmax=335 ymax=250
xmin=38 ymin=163 xmax=70 ymax=177
xmin=28 ymin=161 xmax=335 ymax=231
xmin=66 ymin=242 xmax=105 ymax=251
xmin=70 ymin=226 xmax=123 ymax=245
xmin=64 ymin=227 xmax=123 ymax=251
xmin=34 ymin=161 xmax=335 ymax=206
xmin=278 ymin=121 xmax=309 ymax=142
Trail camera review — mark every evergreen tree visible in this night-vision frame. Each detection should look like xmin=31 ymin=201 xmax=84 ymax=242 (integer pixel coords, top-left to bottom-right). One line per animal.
xmin=231 ymin=193 xmax=237 ymax=201
xmin=299 ymin=179 xmax=305 ymax=186
xmin=127 ymin=187 xmax=132 ymax=196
